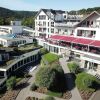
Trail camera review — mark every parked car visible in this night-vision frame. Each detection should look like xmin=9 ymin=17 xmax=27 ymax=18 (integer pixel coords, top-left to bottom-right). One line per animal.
xmin=29 ymin=66 xmax=38 ymax=72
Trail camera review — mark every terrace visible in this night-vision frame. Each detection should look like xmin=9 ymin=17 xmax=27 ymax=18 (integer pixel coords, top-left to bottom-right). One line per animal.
xmin=46 ymin=35 xmax=100 ymax=55
xmin=0 ymin=44 xmax=41 ymax=69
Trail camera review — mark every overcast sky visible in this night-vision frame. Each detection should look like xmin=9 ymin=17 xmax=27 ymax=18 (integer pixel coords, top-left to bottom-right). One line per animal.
xmin=0 ymin=0 xmax=100 ymax=11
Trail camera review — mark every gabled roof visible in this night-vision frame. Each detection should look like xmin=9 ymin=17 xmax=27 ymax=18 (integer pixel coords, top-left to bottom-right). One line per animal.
xmin=35 ymin=8 xmax=65 ymax=20
xmin=77 ymin=11 xmax=100 ymax=26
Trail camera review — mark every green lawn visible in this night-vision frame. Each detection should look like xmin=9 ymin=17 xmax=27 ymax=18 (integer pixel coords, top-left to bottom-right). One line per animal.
xmin=75 ymin=72 xmax=100 ymax=92
xmin=47 ymin=90 xmax=62 ymax=98
xmin=43 ymin=53 xmax=59 ymax=64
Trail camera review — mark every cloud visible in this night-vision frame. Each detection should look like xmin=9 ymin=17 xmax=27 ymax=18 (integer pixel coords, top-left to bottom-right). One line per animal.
xmin=0 ymin=0 xmax=39 ymax=11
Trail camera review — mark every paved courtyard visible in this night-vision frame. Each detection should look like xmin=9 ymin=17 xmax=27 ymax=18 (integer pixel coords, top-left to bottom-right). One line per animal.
xmin=91 ymin=90 xmax=100 ymax=100
xmin=16 ymin=65 xmax=64 ymax=100
xmin=59 ymin=57 xmax=82 ymax=100
xmin=16 ymin=57 xmax=83 ymax=100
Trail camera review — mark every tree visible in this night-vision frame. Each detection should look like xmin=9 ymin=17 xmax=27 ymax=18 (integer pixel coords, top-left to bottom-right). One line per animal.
xmin=67 ymin=61 xmax=79 ymax=74
xmin=6 ymin=76 xmax=16 ymax=90
xmin=35 ymin=67 xmax=56 ymax=89
xmin=0 ymin=17 xmax=4 ymax=25
xmin=22 ymin=17 xmax=35 ymax=28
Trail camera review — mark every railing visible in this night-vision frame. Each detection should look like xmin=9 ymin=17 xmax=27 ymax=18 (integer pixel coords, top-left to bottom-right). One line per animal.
xmin=44 ymin=39 xmax=100 ymax=57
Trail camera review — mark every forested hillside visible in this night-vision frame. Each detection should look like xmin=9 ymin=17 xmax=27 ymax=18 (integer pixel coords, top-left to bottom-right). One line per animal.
xmin=69 ymin=7 xmax=100 ymax=14
xmin=0 ymin=7 xmax=37 ymax=28
xmin=0 ymin=6 xmax=100 ymax=28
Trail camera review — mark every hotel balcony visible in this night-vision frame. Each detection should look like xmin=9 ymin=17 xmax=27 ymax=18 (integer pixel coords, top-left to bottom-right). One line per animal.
xmin=55 ymin=22 xmax=78 ymax=27
xmin=44 ymin=35 xmax=100 ymax=56
xmin=77 ymin=29 xmax=96 ymax=38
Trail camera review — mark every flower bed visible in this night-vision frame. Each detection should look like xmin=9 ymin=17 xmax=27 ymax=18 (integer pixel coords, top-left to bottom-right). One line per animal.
xmin=62 ymin=91 xmax=72 ymax=99
xmin=0 ymin=77 xmax=30 ymax=100
xmin=79 ymin=89 xmax=94 ymax=100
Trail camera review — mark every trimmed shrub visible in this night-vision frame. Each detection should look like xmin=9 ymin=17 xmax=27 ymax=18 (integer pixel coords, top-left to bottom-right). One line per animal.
xmin=35 ymin=67 xmax=56 ymax=89
xmin=30 ymin=83 xmax=37 ymax=91
xmin=6 ymin=76 xmax=16 ymax=90
xmin=44 ymin=96 xmax=55 ymax=100
xmin=67 ymin=61 xmax=79 ymax=74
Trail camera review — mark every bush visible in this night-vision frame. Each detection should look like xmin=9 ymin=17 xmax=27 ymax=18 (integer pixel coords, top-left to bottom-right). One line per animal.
xmin=50 ymin=63 xmax=66 ymax=92
xmin=30 ymin=83 xmax=37 ymax=91
xmin=24 ymin=73 xmax=32 ymax=78
xmin=35 ymin=67 xmax=56 ymax=89
xmin=6 ymin=76 xmax=16 ymax=90
xmin=67 ymin=61 xmax=79 ymax=74
xmin=75 ymin=72 xmax=95 ymax=90
xmin=44 ymin=96 xmax=55 ymax=100
xmin=40 ymin=48 xmax=48 ymax=55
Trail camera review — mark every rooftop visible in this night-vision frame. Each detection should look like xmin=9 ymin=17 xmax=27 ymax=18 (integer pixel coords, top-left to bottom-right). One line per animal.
xmin=0 ymin=44 xmax=41 ymax=69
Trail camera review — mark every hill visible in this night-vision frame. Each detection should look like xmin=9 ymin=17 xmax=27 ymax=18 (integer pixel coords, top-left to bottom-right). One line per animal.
xmin=0 ymin=7 xmax=37 ymax=28
xmin=69 ymin=7 xmax=100 ymax=15
xmin=0 ymin=7 xmax=37 ymax=18
xmin=0 ymin=6 xmax=100 ymax=27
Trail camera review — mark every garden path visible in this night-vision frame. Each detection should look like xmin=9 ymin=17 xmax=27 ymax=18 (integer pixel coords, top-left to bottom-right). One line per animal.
xmin=59 ymin=57 xmax=82 ymax=100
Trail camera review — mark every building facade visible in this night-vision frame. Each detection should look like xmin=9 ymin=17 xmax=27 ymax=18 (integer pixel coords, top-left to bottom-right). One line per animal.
xmin=0 ymin=49 xmax=40 ymax=89
xmin=35 ymin=9 xmax=83 ymax=38
xmin=43 ymin=11 xmax=100 ymax=78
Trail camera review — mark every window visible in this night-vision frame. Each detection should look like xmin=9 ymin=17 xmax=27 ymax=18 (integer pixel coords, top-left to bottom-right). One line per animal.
xmin=48 ymin=22 xmax=49 ymax=26
xmin=51 ymin=28 xmax=54 ymax=33
xmin=65 ymin=29 xmax=68 ymax=32
xmin=43 ymin=28 xmax=46 ymax=32
xmin=51 ymin=22 xmax=54 ymax=27
xmin=43 ymin=21 xmax=46 ymax=26
xmin=36 ymin=21 xmax=37 ymax=26
xmin=48 ymin=28 xmax=49 ymax=32
xmin=39 ymin=15 xmax=46 ymax=20
xmin=64 ymin=15 xmax=66 ymax=18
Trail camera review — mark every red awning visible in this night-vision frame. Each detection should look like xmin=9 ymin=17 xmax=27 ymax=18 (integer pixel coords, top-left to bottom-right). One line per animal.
xmin=90 ymin=40 xmax=100 ymax=48
xmin=72 ymin=38 xmax=93 ymax=45
xmin=61 ymin=36 xmax=77 ymax=42
xmin=50 ymin=35 xmax=76 ymax=42
xmin=50 ymin=35 xmax=65 ymax=40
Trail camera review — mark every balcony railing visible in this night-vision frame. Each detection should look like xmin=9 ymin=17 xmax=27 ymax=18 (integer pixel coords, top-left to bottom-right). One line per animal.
xmin=44 ymin=39 xmax=100 ymax=55
xmin=55 ymin=22 xmax=79 ymax=27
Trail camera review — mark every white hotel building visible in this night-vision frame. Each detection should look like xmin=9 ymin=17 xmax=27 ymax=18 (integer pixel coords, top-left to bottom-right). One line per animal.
xmin=35 ymin=9 xmax=83 ymax=38
xmin=35 ymin=9 xmax=100 ymax=79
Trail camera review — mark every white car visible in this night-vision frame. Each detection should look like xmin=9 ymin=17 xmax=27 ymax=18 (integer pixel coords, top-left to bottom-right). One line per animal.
xmin=29 ymin=66 xmax=37 ymax=72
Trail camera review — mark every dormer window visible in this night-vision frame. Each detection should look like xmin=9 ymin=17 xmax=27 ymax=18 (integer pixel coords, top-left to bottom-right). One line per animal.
xmin=39 ymin=15 xmax=46 ymax=20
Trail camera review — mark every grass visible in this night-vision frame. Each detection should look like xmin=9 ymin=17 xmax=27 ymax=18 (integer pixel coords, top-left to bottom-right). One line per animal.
xmin=16 ymin=77 xmax=23 ymax=83
xmin=43 ymin=53 xmax=59 ymax=64
xmin=75 ymin=72 xmax=100 ymax=92
xmin=47 ymin=90 xmax=62 ymax=98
